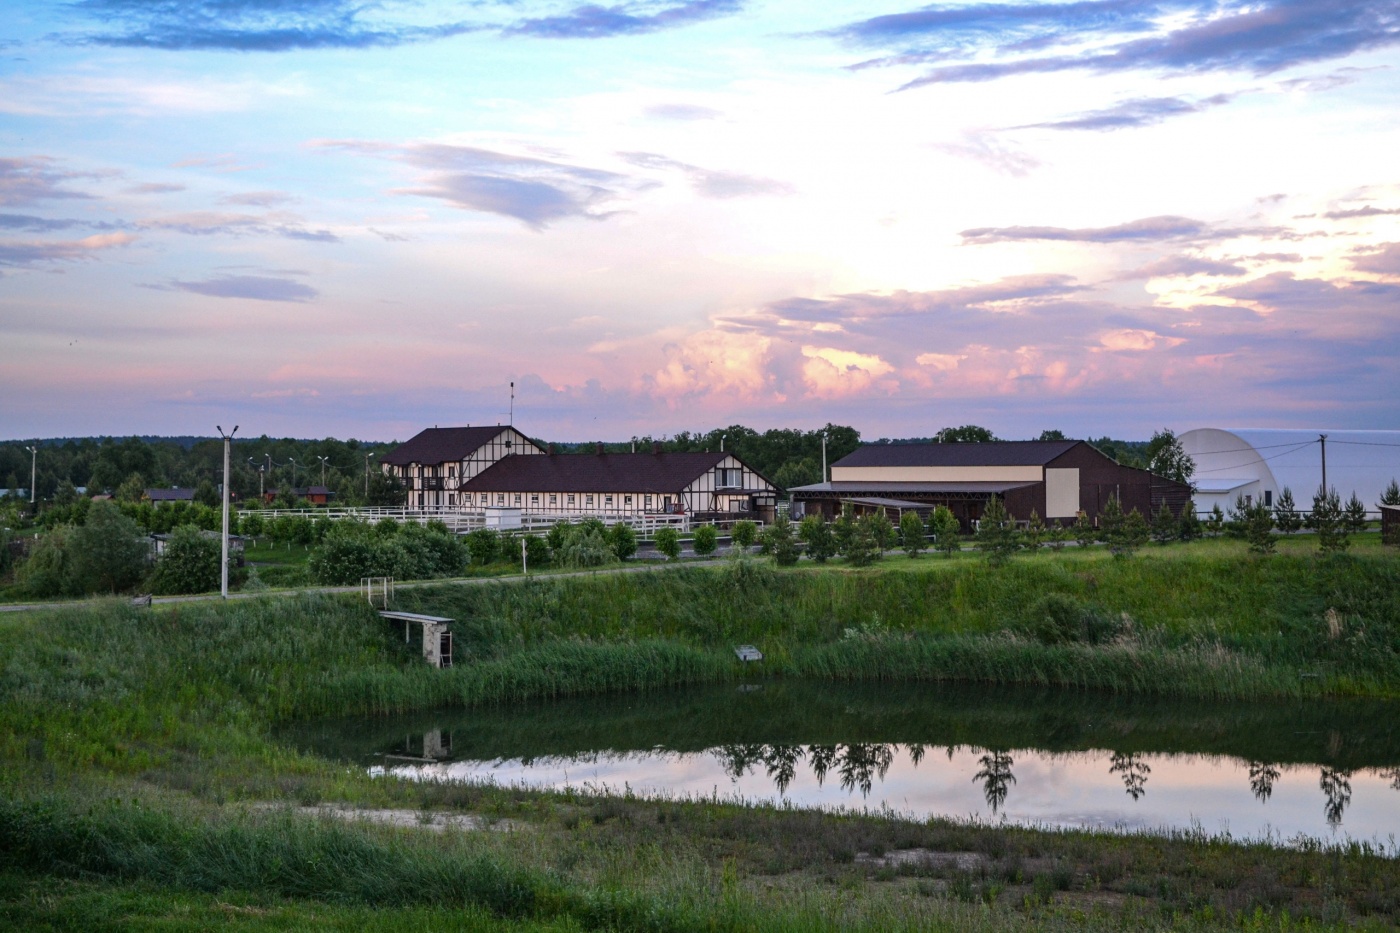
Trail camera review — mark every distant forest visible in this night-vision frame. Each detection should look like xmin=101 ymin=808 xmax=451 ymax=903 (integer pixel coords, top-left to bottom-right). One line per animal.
xmin=0 ymin=425 xmax=1151 ymax=506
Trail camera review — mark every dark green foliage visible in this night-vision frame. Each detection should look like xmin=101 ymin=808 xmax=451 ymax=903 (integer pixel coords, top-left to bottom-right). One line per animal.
xmin=798 ymin=515 xmax=836 ymax=563
xmin=16 ymin=527 xmax=79 ymax=598
xmin=148 ymin=525 xmax=222 ymax=595
xmin=1309 ymin=487 xmax=1349 ymax=554
xmin=1100 ymin=496 xmax=1145 ymax=559
xmin=193 ymin=480 xmax=219 ymax=508
xmin=1072 ymin=512 xmax=1096 ymax=549
xmin=730 ymin=520 xmax=757 ymax=550
xmin=1178 ymin=502 xmax=1202 ymax=542
xmin=1150 ymin=502 xmax=1176 ymax=545
xmin=552 ymin=522 xmax=615 ymax=569
xmin=1243 ymin=503 xmax=1276 ymax=555
xmin=866 ymin=512 xmax=896 ymax=554
xmin=465 ymin=529 xmax=502 ymax=567
xmin=1146 ymin=428 xmax=1195 ymax=486
xmin=840 ymin=515 xmax=879 ymax=567
xmin=1024 ymin=593 xmax=1121 ymax=645
xmin=1274 ymin=488 xmax=1302 ymax=535
xmin=928 ymin=506 xmax=960 ymax=557
xmin=308 ymin=520 xmax=465 ymax=585
xmin=899 ymin=511 xmax=925 ymax=557
xmin=934 ymin=425 xmax=996 ymax=443
xmin=69 ymin=500 xmax=149 ymax=594
xmin=1206 ymin=504 xmax=1225 ymax=536
xmin=1381 ymin=479 xmax=1400 ymax=508
xmin=523 ymin=534 xmax=549 ymax=568
xmin=974 ymin=497 xmax=1018 ymax=565
xmin=1022 ymin=509 xmax=1045 ymax=550
xmin=760 ymin=513 xmax=799 ymax=566
xmin=1344 ymin=492 xmax=1368 ymax=535
xmin=653 ymin=526 xmax=681 ymax=561
xmin=607 ymin=522 xmax=637 ymax=561
xmin=1225 ymin=495 xmax=1249 ymax=539
xmin=832 ymin=507 xmax=856 ymax=555
xmin=691 ymin=523 xmax=718 ymax=557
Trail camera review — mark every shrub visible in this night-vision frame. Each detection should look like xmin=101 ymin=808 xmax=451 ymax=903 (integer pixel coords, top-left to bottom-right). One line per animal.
xmin=1274 ymin=488 xmax=1302 ymax=535
xmin=975 ymin=497 xmax=1019 ymax=565
xmin=761 ymin=513 xmax=799 ymax=566
xmin=1243 ymin=502 xmax=1276 ymax=555
xmin=69 ymin=500 xmax=149 ymax=594
xmin=607 ymin=522 xmax=638 ymax=561
xmin=1309 ymin=487 xmax=1349 ymax=554
xmin=1072 ymin=512 xmax=1096 ymax=549
xmin=654 ymin=526 xmax=681 ymax=561
xmin=929 ymin=506 xmax=960 ymax=557
xmin=16 ymin=527 xmax=78 ymax=598
xmin=523 ymin=534 xmax=550 ymax=568
xmin=554 ymin=524 xmax=615 ymax=569
xmin=465 ymin=529 xmax=502 ymax=566
xmin=1025 ymin=593 xmax=1122 ymax=645
xmin=692 ymin=523 xmax=718 ymax=557
xmin=149 ymin=524 xmax=223 ymax=595
xmin=730 ymin=520 xmax=757 ymax=551
xmin=867 ymin=512 xmax=896 ymax=553
xmin=1343 ymin=492 xmax=1368 ymax=535
xmin=1178 ymin=503 xmax=1203 ymax=542
xmin=798 ymin=515 xmax=836 ymax=562
xmin=841 ymin=515 xmax=879 ymax=567
xmin=1100 ymin=495 xmax=1145 ymax=559
xmin=1205 ymin=504 xmax=1225 ymax=536
xmin=1023 ymin=509 xmax=1046 ymax=550
xmin=899 ymin=510 xmax=926 ymax=557
xmin=1150 ymin=502 xmax=1176 ymax=545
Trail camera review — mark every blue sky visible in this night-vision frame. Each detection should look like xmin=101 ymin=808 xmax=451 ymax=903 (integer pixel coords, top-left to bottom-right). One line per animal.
xmin=2 ymin=0 xmax=1399 ymax=441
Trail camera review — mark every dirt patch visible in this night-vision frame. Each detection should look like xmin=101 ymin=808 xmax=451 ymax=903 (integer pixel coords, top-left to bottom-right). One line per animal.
xmin=256 ymin=803 xmax=519 ymax=832
xmin=856 ymin=849 xmax=989 ymax=871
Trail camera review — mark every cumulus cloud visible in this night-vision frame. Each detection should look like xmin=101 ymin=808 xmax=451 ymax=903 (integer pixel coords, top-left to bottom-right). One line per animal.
xmin=166 ymin=274 xmax=318 ymax=302
xmin=801 ymin=346 xmax=896 ymax=398
xmin=827 ymin=0 xmax=1400 ymax=91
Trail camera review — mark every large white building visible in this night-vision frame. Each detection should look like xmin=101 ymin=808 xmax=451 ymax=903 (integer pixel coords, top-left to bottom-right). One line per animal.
xmin=1179 ymin=428 xmax=1400 ymax=515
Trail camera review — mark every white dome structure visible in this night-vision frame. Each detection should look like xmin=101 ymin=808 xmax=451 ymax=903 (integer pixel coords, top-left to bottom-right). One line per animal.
xmin=1179 ymin=428 xmax=1400 ymax=516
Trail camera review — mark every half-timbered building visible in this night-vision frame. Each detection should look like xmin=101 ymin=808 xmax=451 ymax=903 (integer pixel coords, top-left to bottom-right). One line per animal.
xmin=381 ymin=426 xmax=545 ymax=509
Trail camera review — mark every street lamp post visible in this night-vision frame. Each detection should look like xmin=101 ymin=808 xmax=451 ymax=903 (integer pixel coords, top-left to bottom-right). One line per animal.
xmin=365 ymin=452 xmax=376 ymax=501
xmin=316 ymin=455 xmax=329 ymax=487
xmin=217 ymin=425 xmax=238 ymax=599
xmin=247 ymin=459 xmax=265 ymax=500
xmin=821 ymin=432 xmax=828 ymax=485
xmin=24 ymin=445 xmax=37 ymax=505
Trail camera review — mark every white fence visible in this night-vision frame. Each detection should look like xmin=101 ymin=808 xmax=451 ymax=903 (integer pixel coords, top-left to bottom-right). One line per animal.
xmin=236 ymin=506 xmax=763 ymax=539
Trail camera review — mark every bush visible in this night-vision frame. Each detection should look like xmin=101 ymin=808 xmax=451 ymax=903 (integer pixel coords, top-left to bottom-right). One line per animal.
xmin=692 ymin=523 xmax=718 ymax=557
xmin=554 ymin=523 xmax=615 ymax=569
xmin=1178 ymin=502 xmax=1202 ymax=542
xmin=69 ymin=500 xmax=149 ymax=594
xmin=465 ymin=529 xmax=502 ymax=567
xmin=607 ymin=522 xmax=637 ymax=561
xmin=899 ymin=511 xmax=926 ymax=557
xmin=867 ymin=512 xmax=896 ymax=553
xmin=1025 ymin=593 xmax=1122 ymax=645
xmin=975 ymin=497 xmax=1019 ymax=565
xmin=654 ymin=526 xmax=681 ymax=561
xmin=1244 ymin=502 xmax=1276 ymax=555
xmin=1150 ymin=503 xmax=1176 ymax=545
xmin=16 ymin=527 xmax=79 ymax=598
xmin=523 ymin=534 xmax=550 ymax=568
xmin=149 ymin=525 xmax=223 ymax=595
xmin=798 ymin=515 xmax=836 ymax=562
xmin=1023 ymin=510 xmax=1046 ymax=551
xmin=841 ymin=515 xmax=879 ymax=567
xmin=761 ymin=513 xmax=799 ymax=566
xmin=929 ymin=506 xmax=960 ymax=557
xmin=1309 ymin=487 xmax=1349 ymax=554
xmin=730 ymin=520 xmax=757 ymax=550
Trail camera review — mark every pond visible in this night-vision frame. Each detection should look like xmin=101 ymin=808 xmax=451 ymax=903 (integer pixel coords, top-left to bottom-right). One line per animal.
xmin=284 ymin=682 xmax=1400 ymax=844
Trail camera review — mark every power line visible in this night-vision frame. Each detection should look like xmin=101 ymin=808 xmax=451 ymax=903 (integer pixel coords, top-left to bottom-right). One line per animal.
xmin=1191 ymin=441 xmax=1320 ymax=475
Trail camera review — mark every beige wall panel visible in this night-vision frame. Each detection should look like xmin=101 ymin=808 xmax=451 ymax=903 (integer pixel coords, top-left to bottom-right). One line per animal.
xmin=1045 ymin=468 xmax=1079 ymax=518
xmin=831 ymin=466 xmax=1044 ymax=482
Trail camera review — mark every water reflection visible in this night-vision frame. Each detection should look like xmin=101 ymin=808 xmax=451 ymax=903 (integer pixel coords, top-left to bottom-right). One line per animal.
xmin=283 ymin=681 xmax=1400 ymax=842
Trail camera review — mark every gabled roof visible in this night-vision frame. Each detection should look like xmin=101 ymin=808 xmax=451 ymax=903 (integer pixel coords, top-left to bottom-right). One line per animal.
xmin=461 ymin=452 xmax=730 ymax=494
xmin=789 ymin=480 xmax=1038 ymax=497
xmin=381 ymin=426 xmax=515 ymax=466
xmin=834 ymin=440 xmax=1081 ymax=469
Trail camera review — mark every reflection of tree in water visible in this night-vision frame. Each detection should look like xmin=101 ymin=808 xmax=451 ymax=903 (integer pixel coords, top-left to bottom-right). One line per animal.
xmin=837 ymin=744 xmax=896 ymax=796
xmin=1248 ymin=761 xmax=1281 ymax=802
xmin=714 ymin=743 xmax=895 ymax=797
xmin=1380 ymin=768 xmax=1400 ymax=792
xmin=762 ymin=744 xmax=805 ymax=794
xmin=1319 ymin=767 xmax=1353 ymax=826
xmin=1108 ymin=752 xmax=1151 ymax=800
xmin=973 ymin=750 xmax=1016 ymax=813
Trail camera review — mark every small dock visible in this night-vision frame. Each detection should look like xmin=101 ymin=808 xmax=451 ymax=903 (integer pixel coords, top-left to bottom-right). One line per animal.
xmin=379 ymin=610 xmax=454 ymax=668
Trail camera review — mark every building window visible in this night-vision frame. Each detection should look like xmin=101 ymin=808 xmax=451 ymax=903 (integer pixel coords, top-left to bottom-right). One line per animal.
xmin=567 ymin=494 xmax=576 ymax=506
xmin=531 ymin=495 xmax=539 ymax=505
xmin=605 ymin=495 xmax=614 ymax=507
xmin=624 ymin=495 xmax=633 ymax=506
xmin=549 ymin=494 xmax=557 ymax=505
xmin=645 ymin=495 xmax=653 ymax=509
xmin=1264 ymin=490 xmax=1273 ymax=507
xmin=716 ymin=467 xmax=741 ymax=488
xmin=496 ymin=494 xmax=505 ymax=506
xmin=513 ymin=494 xmax=522 ymax=505
xmin=586 ymin=495 xmax=594 ymax=506
xmin=449 ymin=494 xmax=456 ymax=506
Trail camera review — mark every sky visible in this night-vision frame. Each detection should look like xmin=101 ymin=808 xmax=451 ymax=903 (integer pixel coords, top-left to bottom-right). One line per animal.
xmin=2 ymin=0 xmax=1399 ymax=443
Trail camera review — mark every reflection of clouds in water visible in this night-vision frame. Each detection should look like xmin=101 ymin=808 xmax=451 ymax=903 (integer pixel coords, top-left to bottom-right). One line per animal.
xmin=384 ymin=745 xmax=1400 ymax=844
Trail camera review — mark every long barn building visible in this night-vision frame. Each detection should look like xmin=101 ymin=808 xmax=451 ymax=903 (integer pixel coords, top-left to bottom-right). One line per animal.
xmin=790 ymin=440 xmax=1189 ymax=528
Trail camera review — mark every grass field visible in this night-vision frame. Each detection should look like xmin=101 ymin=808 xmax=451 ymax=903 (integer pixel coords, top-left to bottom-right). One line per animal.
xmin=1 ymin=538 xmax=1398 ymax=930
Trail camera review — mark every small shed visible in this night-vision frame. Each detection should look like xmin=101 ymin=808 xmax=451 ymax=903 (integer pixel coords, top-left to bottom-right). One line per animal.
xmin=1382 ymin=504 xmax=1400 ymax=546
xmin=379 ymin=610 xmax=454 ymax=668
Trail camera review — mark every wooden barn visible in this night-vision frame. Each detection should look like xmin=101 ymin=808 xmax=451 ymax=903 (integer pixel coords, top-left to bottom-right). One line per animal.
xmin=789 ymin=440 xmax=1190 ymax=529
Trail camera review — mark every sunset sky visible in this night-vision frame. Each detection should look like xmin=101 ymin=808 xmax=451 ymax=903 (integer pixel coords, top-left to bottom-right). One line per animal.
xmin=3 ymin=0 xmax=1399 ymax=442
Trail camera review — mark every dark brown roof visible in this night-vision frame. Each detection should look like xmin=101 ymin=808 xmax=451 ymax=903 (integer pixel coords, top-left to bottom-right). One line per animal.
xmin=145 ymin=487 xmax=195 ymax=501
xmin=381 ymin=427 xmax=515 ymax=466
xmin=789 ymin=481 xmax=1039 ymax=497
xmin=460 ymin=452 xmax=730 ymax=494
xmin=834 ymin=440 xmax=1081 ymax=469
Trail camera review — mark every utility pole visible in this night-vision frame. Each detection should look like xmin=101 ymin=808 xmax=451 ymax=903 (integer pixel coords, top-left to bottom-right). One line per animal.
xmin=217 ymin=425 xmax=238 ymax=599
xmin=25 ymin=445 xmax=36 ymax=504
xmin=1319 ymin=434 xmax=1328 ymax=494
xmin=317 ymin=455 xmax=329 ymax=486
xmin=365 ymin=452 xmax=376 ymax=501
xmin=821 ymin=432 xmax=828 ymax=485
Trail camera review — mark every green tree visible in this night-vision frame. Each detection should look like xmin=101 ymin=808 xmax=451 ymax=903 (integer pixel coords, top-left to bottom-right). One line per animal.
xmin=1046 ymin=520 xmax=1069 ymax=550
xmin=1100 ymin=495 xmax=1140 ymax=559
xmin=841 ymin=515 xmax=879 ymax=567
xmin=761 ymin=513 xmax=799 ymax=566
xmin=149 ymin=525 xmax=222 ymax=595
xmin=928 ymin=505 xmax=960 ymax=557
xmin=1343 ymin=492 xmax=1368 ymax=535
xmin=465 ymin=528 xmax=501 ymax=566
xmin=1150 ymin=502 xmax=1177 ymax=545
xmin=1243 ymin=502 xmax=1276 ymax=555
xmin=798 ymin=515 xmax=836 ymax=562
xmin=553 ymin=523 xmax=614 ymax=569
xmin=935 ymin=425 xmax=997 ymax=443
xmin=1036 ymin=429 xmax=1067 ymax=441
xmin=866 ymin=511 xmax=896 ymax=555
xmin=832 ymin=506 xmax=856 ymax=555
xmin=975 ymin=497 xmax=1019 ymax=565
xmin=731 ymin=520 xmax=758 ymax=551
xmin=1145 ymin=428 xmax=1195 ymax=487
xmin=1023 ymin=509 xmax=1046 ymax=550
xmin=608 ymin=522 xmax=638 ymax=561
xmin=1309 ymin=487 xmax=1349 ymax=554
xmin=69 ymin=500 xmax=149 ymax=593
xmin=1274 ymin=487 xmax=1302 ymax=534
xmin=193 ymin=480 xmax=220 ymax=508
xmin=115 ymin=473 xmax=146 ymax=504
xmin=654 ymin=526 xmax=681 ymax=561
xmin=1205 ymin=503 xmax=1225 ymax=536
xmin=1380 ymin=479 xmax=1400 ymax=508
xmin=523 ymin=534 xmax=550 ymax=568
xmin=16 ymin=526 xmax=78 ymax=598
xmin=692 ymin=523 xmax=718 ymax=557
xmin=899 ymin=510 xmax=926 ymax=557
xmin=1178 ymin=502 xmax=1202 ymax=542
xmin=1225 ymin=495 xmax=1249 ymax=539
xmin=1072 ymin=512 xmax=1096 ymax=549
